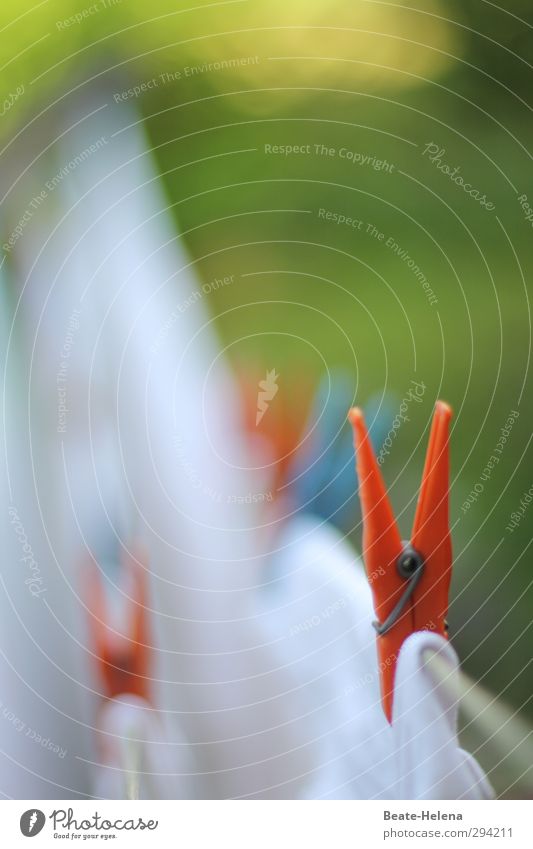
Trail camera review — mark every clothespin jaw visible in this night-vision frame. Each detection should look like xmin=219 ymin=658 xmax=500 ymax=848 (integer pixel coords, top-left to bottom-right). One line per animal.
xmin=86 ymin=545 xmax=152 ymax=702
xmin=349 ymin=401 xmax=453 ymax=723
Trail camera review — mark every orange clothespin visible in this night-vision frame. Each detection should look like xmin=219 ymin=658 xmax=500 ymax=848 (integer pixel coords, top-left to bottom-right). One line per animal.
xmin=349 ymin=401 xmax=453 ymax=723
xmin=86 ymin=545 xmax=152 ymax=702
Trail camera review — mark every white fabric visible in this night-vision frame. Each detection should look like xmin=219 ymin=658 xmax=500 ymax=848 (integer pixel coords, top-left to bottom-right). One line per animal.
xmin=392 ymin=632 xmax=494 ymax=799
xmin=94 ymin=695 xmax=196 ymax=800
xmin=257 ymin=516 xmax=494 ymax=800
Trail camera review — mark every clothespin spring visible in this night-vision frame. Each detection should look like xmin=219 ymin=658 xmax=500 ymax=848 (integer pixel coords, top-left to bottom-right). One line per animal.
xmin=372 ymin=544 xmax=425 ymax=636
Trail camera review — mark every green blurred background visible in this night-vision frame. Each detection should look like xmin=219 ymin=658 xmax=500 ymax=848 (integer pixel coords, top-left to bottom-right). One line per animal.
xmin=1 ymin=0 xmax=532 ymax=793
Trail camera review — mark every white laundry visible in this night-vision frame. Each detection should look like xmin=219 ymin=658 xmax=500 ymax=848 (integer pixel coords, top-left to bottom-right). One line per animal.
xmin=257 ymin=515 xmax=494 ymax=800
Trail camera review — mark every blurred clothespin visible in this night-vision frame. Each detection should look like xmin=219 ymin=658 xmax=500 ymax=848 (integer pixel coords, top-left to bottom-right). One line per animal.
xmin=86 ymin=544 xmax=152 ymax=702
xmin=349 ymin=401 xmax=453 ymax=723
xmin=288 ymin=373 xmax=396 ymax=533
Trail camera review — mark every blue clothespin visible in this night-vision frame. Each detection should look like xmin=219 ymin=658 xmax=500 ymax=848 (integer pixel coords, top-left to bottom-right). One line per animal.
xmin=285 ymin=370 xmax=395 ymax=533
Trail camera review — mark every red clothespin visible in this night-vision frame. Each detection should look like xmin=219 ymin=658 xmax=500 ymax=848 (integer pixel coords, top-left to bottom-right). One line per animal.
xmin=86 ymin=545 xmax=152 ymax=702
xmin=349 ymin=401 xmax=453 ymax=723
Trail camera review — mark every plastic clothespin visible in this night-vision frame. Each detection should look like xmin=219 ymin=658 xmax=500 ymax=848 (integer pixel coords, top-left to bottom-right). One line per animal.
xmin=86 ymin=545 xmax=151 ymax=702
xmin=349 ymin=401 xmax=453 ymax=723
